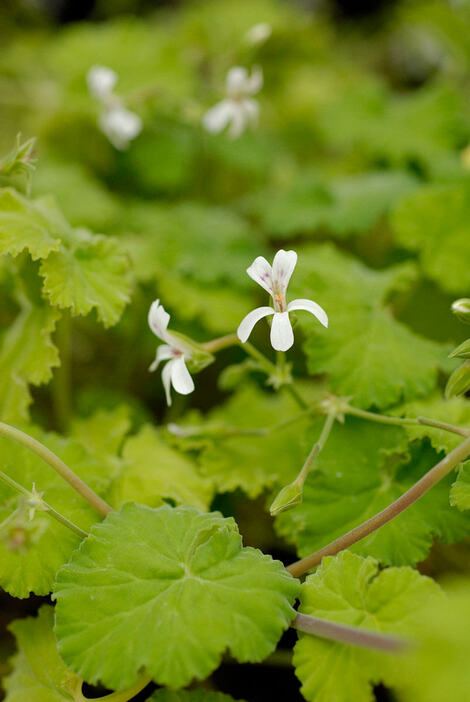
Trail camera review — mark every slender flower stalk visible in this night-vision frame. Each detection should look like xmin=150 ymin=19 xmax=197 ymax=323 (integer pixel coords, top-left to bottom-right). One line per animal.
xmin=0 ymin=422 xmax=112 ymax=517
xmin=287 ymin=433 xmax=470 ymax=578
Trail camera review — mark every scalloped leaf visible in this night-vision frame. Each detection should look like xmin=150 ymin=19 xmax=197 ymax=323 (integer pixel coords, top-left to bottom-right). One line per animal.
xmin=39 ymin=231 xmax=131 ymax=327
xmin=292 ymin=244 xmax=448 ymax=409
xmin=0 ymin=429 xmax=109 ymax=598
xmin=3 ymin=606 xmax=80 ymax=701
xmin=276 ymin=424 xmax=470 ymax=566
xmin=391 ymin=183 xmax=470 ymax=294
xmin=53 ymin=503 xmax=299 ymax=690
xmin=294 ymin=552 xmax=443 ymax=702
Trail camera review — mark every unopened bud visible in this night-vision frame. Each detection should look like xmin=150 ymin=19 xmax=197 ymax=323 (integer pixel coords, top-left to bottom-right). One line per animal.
xmin=269 ymin=481 xmax=303 ymax=516
xmin=449 ymin=338 xmax=470 ymax=359
xmin=445 ymin=360 xmax=470 ymax=398
xmin=451 ymin=299 xmax=470 ymax=324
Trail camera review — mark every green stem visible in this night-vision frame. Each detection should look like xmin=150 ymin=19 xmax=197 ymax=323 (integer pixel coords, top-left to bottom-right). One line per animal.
xmin=203 ymin=333 xmax=239 ymax=353
xmin=241 ymin=340 xmax=278 ymax=375
xmin=76 ymin=675 xmax=152 ymax=702
xmin=287 ymin=433 xmax=470 ymax=578
xmin=0 ymin=470 xmax=88 ymax=539
xmin=0 ymin=422 xmax=112 ymax=518
xmin=52 ymin=310 xmax=72 ymax=433
xmin=283 ymin=383 xmax=308 ymax=410
xmin=345 ymin=404 xmax=470 ymax=438
xmin=293 ymin=613 xmax=407 ymax=653
xmin=296 ymin=410 xmax=337 ymax=487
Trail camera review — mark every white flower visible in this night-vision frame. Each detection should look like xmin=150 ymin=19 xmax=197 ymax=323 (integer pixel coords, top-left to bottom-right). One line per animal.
xmin=203 ymin=66 xmax=263 ymax=138
xmin=87 ymin=65 xmax=117 ymax=99
xmin=87 ymin=64 xmax=142 ymax=149
xmin=245 ymin=22 xmax=272 ymax=45
xmin=99 ymin=105 xmax=142 ymax=150
xmin=148 ymin=300 xmax=195 ymax=406
xmin=237 ymin=249 xmax=328 ymax=352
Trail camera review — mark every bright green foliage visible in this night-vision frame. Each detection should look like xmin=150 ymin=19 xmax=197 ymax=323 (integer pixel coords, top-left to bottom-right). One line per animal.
xmin=69 ymin=406 xmax=132 ymax=466
xmin=245 ymin=170 xmax=418 ymax=239
xmin=0 ymin=134 xmax=37 ymax=184
xmin=393 ymin=395 xmax=470 ymax=453
xmin=0 ymin=429 xmax=107 ymax=597
xmin=54 ymin=503 xmax=299 ymax=690
xmin=0 ymin=296 xmax=60 ymax=423
xmin=392 ymin=183 xmax=470 ymax=294
xmin=3 ymin=606 xmax=80 ymax=701
xmin=450 ymin=463 xmax=470 ymax=511
xmin=149 ymin=692 xmax=245 ymax=702
xmin=292 ymin=244 xmax=448 ymax=409
xmin=399 ymin=582 xmax=470 ymax=702
xmin=111 ymin=424 xmax=214 ymax=510
xmin=294 ymin=552 xmax=443 ymax=702
xmin=276 ymin=424 xmax=470 ymax=565
xmin=195 ymin=384 xmax=312 ymax=497
xmin=39 ymin=231 xmax=130 ymax=327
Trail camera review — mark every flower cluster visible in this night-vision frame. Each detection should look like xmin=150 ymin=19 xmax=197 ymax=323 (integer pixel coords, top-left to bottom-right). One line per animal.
xmin=87 ymin=65 xmax=142 ymax=149
xmin=148 ymin=250 xmax=328 ymax=405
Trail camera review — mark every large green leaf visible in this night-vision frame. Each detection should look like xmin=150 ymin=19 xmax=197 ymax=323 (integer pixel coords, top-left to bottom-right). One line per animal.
xmin=391 ymin=183 xmax=470 ymax=294
xmin=3 ymin=606 xmax=80 ymax=701
xmin=0 ymin=429 xmax=108 ymax=597
xmin=293 ymin=244 xmax=448 ymax=409
xmin=276 ymin=422 xmax=470 ymax=566
xmin=54 ymin=503 xmax=299 ymax=690
xmin=294 ymin=551 xmax=442 ymax=702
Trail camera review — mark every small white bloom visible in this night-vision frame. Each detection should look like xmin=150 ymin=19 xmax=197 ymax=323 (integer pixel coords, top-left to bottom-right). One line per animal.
xmin=246 ymin=22 xmax=272 ymax=45
xmin=148 ymin=300 xmax=195 ymax=406
xmin=237 ymin=249 xmax=328 ymax=352
xmin=87 ymin=65 xmax=118 ymax=99
xmin=99 ymin=105 xmax=142 ymax=150
xmin=203 ymin=66 xmax=263 ymax=139
xmin=87 ymin=64 xmax=142 ymax=149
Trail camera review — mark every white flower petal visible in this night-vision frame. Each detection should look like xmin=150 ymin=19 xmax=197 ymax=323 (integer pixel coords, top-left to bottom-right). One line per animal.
xmin=242 ymin=98 xmax=259 ymax=127
xmin=247 ymin=66 xmax=263 ymax=94
xmin=99 ymin=105 xmax=142 ymax=149
xmin=246 ymin=23 xmax=272 ymax=45
xmin=246 ymin=256 xmax=273 ymax=295
xmin=149 ymin=344 xmax=174 ymax=372
xmin=170 ymin=356 xmax=195 ymax=396
xmin=87 ymin=65 xmax=117 ymax=99
xmin=226 ymin=67 xmax=249 ymax=95
xmin=227 ymin=104 xmax=247 ymax=138
xmin=237 ymin=306 xmax=274 ymax=342
xmin=148 ymin=300 xmax=171 ymax=341
xmin=203 ymin=100 xmax=234 ymax=134
xmin=272 ymin=250 xmax=297 ymax=296
xmin=288 ymin=298 xmax=328 ymax=328
xmin=270 ymin=311 xmax=294 ymax=351
xmin=161 ymin=360 xmax=174 ymax=406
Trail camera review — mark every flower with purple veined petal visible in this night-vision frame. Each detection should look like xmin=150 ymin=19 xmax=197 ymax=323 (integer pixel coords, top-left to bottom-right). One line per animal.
xmin=87 ymin=64 xmax=142 ymax=150
xmin=203 ymin=66 xmax=263 ymax=139
xmin=237 ymin=249 xmax=328 ymax=352
xmin=148 ymin=300 xmax=195 ymax=406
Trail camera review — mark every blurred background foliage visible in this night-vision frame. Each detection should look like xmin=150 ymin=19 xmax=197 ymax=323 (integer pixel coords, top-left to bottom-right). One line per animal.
xmin=2 ymin=0 xmax=470 ymax=700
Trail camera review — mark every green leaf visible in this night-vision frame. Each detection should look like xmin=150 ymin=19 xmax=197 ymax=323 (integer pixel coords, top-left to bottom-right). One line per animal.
xmin=0 ymin=429 xmax=108 ymax=597
xmin=294 ymin=551 xmax=443 ymax=702
xmin=0 ymin=134 xmax=37 ymax=184
xmin=391 ymin=183 xmax=470 ymax=295
xmin=110 ymin=424 xmax=215 ymax=511
xmin=294 ymin=244 xmax=448 ymax=409
xmin=0 ymin=295 xmax=60 ymax=423
xmin=148 ymin=692 xmax=245 ymax=702
xmin=39 ymin=230 xmax=131 ymax=327
xmin=54 ymin=503 xmax=299 ymax=690
xmin=450 ymin=462 xmax=470 ymax=511
xmin=276 ymin=423 xmax=470 ymax=566
xmin=3 ymin=606 xmax=80 ymax=701
xmin=69 ymin=406 xmax=132 ymax=465
xmin=0 ymin=188 xmax=64 ymax=260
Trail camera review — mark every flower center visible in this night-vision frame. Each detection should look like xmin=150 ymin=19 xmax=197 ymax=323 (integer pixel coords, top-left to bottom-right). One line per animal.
xmin=273 ymin=292 xmax=286 ymax=312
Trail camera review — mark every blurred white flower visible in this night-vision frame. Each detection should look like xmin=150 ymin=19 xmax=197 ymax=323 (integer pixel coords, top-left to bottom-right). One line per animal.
xmin=203 ymin=66 xmax=263 ymax=138
xmin=237 ymin=249 xmax=328 ymax=352
xmin=246 ymin=22 xmax=272 ymax=45
xmin=87 ymin=64 xmax=142 ymax=149
xmin=148 ymin=300 xmax=195 ymax=406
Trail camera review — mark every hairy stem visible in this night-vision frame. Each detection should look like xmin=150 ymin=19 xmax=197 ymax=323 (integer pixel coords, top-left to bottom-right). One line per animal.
xmin=293 ymin=613 xmax=407 ymax=653
xmin=241 ymin=340 xmax=278 ymax=375
xmin=203 ymin=333 xmax=239 ymax=353
xmin=0 ymin=422 xmax=112 ymax=518
xmin=345 ymin=404 xmax=470 ymax=438
xmin=0 ymin=470 xmax=88 ymax=539
xmin=283 ymin=383 xmax=308 ymax=410
xmin=287 ymin=433 xmax=470 ymax=577
xmin=76 ymin=675 xmax=152 ymax=702
xmin=296 ymin=410 xmax=336 ymax=486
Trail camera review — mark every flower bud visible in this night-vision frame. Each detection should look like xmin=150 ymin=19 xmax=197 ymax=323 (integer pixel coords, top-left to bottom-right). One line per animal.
xmin=451 ymin=299 xmax=470 ymax=324
xmin=449 ymin=337 xmax=470 ymax=359
xmin=445 ymin=360 xmax=470 ymax=398
xmin=269 ymin=481 xmax=303 ymax=516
